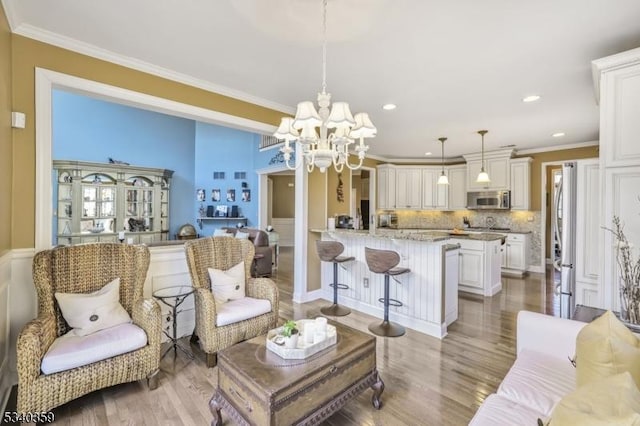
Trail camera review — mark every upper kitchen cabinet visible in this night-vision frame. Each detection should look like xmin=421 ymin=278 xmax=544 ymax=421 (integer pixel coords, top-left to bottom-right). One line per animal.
xmin=421 ymin=167 xmax=447 ymax=210
xmin=510 ymin=158 xmax=532 ymax=210
xmin=377 ymin=164 xmax=396 ymax=209
xmin=396 ymin=167 xmax=422 ymax=209
xmin=463 ymin=149 xmax=514 ymax=191
xmin=447 ymin=165 xmax=467 ymax=210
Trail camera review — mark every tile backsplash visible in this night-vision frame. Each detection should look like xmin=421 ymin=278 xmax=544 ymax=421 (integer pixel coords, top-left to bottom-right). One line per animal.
xmin=390 ymin=210 xmax=542 ymax=270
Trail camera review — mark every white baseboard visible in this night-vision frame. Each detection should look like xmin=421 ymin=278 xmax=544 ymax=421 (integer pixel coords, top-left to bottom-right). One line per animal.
xmin=292 ymin=288 xmax=323 ymax=304
xmin=527 ymin=265 xmax=545 ymax=274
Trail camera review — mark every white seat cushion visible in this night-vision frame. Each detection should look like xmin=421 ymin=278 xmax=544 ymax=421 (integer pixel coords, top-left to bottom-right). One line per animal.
xmin=469 ymin=393 xmax=546 ymax=426
xmin=41 ymin=322 xmax=147 ymax=374
xmin=497 ymin=349 xmax=576 ymax=416
xmin=216 ymin=297 xmax=272 ymax=327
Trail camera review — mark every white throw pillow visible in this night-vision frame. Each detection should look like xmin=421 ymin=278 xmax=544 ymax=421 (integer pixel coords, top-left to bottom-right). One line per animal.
xmin=213 ymin=229 xmax=232 ymax=237
xmin=235 ymin=232 xmax=250 ymax=240
xmin=208 ymin=261 xmax=246 ymax=305
xmin=55 ymin=278 xmax=132 ymax=337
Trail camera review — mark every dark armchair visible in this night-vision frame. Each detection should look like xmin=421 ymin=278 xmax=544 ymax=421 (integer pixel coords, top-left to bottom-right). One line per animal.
xmin=222 ymin=227 xmax=273 ymax=277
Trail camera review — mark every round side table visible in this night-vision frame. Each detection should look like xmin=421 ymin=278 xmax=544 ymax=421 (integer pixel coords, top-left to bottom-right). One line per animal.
xmin=153 ymin=285 xmax=195 ymax=361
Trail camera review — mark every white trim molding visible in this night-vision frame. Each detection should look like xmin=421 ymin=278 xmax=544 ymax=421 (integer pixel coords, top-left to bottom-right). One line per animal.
xmin=592 ymin=47 xmax=640 ymax=104
xmin=0 ymin=250 xmax=12 ymax=414
xmin=18 ymin=24 xmax=295 ymax=115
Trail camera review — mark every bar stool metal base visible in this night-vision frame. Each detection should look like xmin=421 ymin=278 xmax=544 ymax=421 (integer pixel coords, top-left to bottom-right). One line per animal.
xmin=368 ymin=320 xmax=406 ymax=337
xmin=320 ymin=303 xmax=351 ymax=317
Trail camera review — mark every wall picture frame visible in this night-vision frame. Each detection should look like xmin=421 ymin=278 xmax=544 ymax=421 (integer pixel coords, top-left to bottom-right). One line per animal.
xmin=226 ymin=189 xmax=235 ymax=202
xmin=212 ymin=188 xmax=221 ymax=202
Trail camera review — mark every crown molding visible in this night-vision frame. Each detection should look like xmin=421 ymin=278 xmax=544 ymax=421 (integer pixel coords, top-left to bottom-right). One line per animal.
xmin=591 ymin=47 xmax=640 ymax=104
xmin=515 ymin=140 xmax=599 ymax=155
xmin=12 ymin=23 xmax=296 ymax=115
xmin=1 ymin=0 xmax=19 ymax=32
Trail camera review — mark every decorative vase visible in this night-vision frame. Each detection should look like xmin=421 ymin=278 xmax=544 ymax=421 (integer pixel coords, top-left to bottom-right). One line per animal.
xmin=619 ymin=278 xmax=640 ymax=325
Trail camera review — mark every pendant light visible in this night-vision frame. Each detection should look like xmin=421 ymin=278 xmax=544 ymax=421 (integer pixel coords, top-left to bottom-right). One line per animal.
xmin=437 ymin=137 xmax=449 ymax=185
xmin=476 ymin=130 xmax=491 ymax=183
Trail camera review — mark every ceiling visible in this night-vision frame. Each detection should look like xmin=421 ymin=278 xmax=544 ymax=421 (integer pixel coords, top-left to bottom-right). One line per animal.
xmin=4 ymin=0 xmax=640 ymax=160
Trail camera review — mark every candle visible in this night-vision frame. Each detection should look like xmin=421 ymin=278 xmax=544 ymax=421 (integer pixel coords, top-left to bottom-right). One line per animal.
xmin=118 ymin=231 xmax=125 ymax=241
xmin=304 ymin=322 xmax=315 ymax=345
xmin=315 ymin=317 xmax=328 ymax=333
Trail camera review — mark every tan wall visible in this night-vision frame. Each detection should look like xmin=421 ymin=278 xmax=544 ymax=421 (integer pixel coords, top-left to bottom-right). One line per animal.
xmin=0 ymin=7 xmax=11 ymax=255
xmin=271 ymin=175 xmax=295 ymax=218
xmin=516 ymin=145 xmax=599 ymax=211
xmin=307 ymin=170 xmax=327 ymax=292
xmin=352 ymin=174 xmax=362 ymax=209
xmin=11 ymin=35 xmax=285 ymax=249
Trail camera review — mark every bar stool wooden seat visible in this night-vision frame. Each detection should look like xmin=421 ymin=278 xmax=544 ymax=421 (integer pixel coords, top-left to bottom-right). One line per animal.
xmin=316 ymin=240 xmax=355 ymax=316
xmin=364 ymin=247 xmax=411 ymax=337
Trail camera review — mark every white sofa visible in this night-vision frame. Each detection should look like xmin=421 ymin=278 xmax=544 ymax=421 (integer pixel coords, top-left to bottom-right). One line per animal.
xmin=469 ymin=311 xmax=587 ymax=425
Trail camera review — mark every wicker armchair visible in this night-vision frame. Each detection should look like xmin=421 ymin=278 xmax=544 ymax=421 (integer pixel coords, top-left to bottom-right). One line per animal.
xmin=184 ymin=237 xmax=279 ymax=367
xmin=17 ymin=243 xmax=161 ymax=414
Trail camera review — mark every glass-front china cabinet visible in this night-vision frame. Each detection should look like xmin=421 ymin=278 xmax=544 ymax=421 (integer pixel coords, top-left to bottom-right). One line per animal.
xmin=53 ymin=160 xmax=173 ymax=246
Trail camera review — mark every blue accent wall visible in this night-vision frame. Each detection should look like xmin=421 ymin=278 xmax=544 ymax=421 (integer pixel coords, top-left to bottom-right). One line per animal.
xmin=52 ymin=89 xmax=267 ymax=240
xmin=52 ymin=89 xmax=195 ymax=239
xmin=194 ymin=123 xmax=261 ymax=233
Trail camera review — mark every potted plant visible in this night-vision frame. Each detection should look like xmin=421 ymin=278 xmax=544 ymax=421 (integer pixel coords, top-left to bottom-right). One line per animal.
xmin=281 ymin=320 xmax=299 ymax=349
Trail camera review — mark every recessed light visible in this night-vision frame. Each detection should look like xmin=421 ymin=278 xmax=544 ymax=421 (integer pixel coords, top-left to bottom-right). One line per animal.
xmin=425 ymin=152 xmax=432 ymax=156
xmin=382 ymin=104 xmax=397 ymax=111
xmin=552 ymin=132 xmax=566 ymax=138
xmin=522 ymin=95 xmax=541 ymax=103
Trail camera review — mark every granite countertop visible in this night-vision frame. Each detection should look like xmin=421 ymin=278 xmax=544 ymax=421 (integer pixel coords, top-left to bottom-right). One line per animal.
xmin=310 ymin=228 xmax=506 ymax=242
xmin=389 ymin=227 xmax=532 ymax=235
xmin=310 ymin=228 xmax=450 ymax=242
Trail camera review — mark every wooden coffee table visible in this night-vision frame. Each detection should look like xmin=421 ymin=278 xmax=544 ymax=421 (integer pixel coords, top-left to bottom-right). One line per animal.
xmin=209 ymin=321 xmax=384 ymax=426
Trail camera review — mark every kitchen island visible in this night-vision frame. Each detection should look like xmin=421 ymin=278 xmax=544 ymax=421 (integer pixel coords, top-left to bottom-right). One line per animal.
xmin=313 ymin=229 xmax=460 ymax=339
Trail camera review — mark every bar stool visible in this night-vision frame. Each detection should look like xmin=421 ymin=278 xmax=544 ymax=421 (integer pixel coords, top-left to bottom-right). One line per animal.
xmin=316 ymin=240 xmax=355 ymax=316
xmin=364 ymin=247 xmax=411 ymax=337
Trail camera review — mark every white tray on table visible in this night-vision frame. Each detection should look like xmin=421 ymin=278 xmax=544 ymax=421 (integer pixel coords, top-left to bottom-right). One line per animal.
xmin=266 ymin=319 xmax=337 ymax=360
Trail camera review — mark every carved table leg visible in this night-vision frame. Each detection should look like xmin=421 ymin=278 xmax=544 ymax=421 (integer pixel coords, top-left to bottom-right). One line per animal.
xmin=370 ymin=371 xmax=385 ymax=410
xmin=209 ymin=393 xmax=223 ymax=426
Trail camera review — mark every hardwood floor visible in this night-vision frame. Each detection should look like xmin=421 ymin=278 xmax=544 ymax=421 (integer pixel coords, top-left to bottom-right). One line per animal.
xmin=42 ymin=247 xmax=559 ymax=425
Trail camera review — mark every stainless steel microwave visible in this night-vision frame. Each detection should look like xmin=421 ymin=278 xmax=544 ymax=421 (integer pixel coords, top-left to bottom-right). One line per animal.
xmin=467 ymin=190 xmax=511 ymax=210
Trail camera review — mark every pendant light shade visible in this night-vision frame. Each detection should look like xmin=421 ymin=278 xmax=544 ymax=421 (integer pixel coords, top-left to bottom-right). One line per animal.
xmin=437 ymin=137 xmax=449 ymax=185
xmin=476 ymin=130 xmax=491 ymax=184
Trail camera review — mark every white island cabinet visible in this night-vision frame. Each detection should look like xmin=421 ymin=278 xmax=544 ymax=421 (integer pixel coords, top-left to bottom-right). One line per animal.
xmin=450 ymin=237 xmax=503 ymax=296
xmin=316 ymin=230 xmax=459 ymax=339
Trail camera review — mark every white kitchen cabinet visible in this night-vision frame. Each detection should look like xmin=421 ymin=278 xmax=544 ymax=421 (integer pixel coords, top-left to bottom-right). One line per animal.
xmin=575 ymin=159 xmax=601 ymax=307
xmin=377 ymin=164 xmax=396 ymax=209
xmin=458 ymin=248 xmax=484 ymax=289
xmin=421 ymin=167 xmax=447 ymax=210
xmin=464 ymin=149 xmax=513 ymax=191
xmin=453 ymin=238 xmax=502 ymax=296
xmin=510 ymin=158 xmax=532 ymax=210
xmin=593 ymin=47 xmax=640 ymax=311
xmin=447 ymin=165 xmax=467 ymax=210
xmin=501 ymin=233 xmax=530 ymax=276
xmin=396 ymin=167 xmax=422 ymax=209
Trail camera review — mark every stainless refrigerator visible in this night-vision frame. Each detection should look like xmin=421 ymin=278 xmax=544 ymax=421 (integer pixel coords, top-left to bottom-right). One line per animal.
xmin=558 ymin=162 xmax=577 ymax=319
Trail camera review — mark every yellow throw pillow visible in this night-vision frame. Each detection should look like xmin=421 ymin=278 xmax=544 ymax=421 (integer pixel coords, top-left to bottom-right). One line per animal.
xmin=207 ymin=261 xmax=246 ymax=305
xmin=575 ymin=310 xmax=640 ymax=388
xmin=549 ymin=372 xmax=640 ymax=426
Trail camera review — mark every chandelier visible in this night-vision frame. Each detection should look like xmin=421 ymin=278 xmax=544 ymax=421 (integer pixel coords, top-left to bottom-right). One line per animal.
xmin=273 ymin=0 xmax=376 ymax=173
